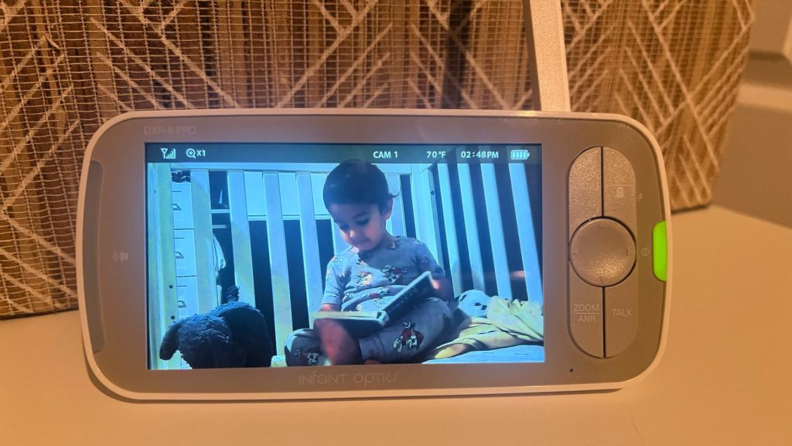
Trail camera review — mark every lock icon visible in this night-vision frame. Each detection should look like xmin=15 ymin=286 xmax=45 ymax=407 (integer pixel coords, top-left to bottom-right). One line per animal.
xmin=616 ymin=186 xmax=625 ymax=199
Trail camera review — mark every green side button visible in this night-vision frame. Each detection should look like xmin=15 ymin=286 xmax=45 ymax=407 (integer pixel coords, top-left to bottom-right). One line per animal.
xmin=652 ymin=220 xmax=667 ymax=282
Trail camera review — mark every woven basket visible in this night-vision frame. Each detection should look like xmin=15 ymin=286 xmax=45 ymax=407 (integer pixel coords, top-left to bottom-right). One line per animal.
xmin=0 ymin=0 xmax=754 ymax=318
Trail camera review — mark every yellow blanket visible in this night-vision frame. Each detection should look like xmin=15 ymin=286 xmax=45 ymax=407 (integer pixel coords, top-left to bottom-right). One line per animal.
xmin=428 ymin=297 xmax=544 ymax=359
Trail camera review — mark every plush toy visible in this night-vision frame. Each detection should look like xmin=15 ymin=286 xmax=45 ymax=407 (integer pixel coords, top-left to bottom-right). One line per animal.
xmin=159 ymin=286 xmax=273 ymax=368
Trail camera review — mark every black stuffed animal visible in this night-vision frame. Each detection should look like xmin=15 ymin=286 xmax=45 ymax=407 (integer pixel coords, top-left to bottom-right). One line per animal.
xmin=159 ymin=286 xmax=273 ymax=368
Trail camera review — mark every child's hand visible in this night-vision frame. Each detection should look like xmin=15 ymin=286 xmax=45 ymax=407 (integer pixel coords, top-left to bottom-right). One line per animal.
xmin=315 ymin=318 xmax=362 ymax=365
xmin=431 ymin=277 xmax=454 ymax=301
xmin=319 ymin=303 xmax=340 ymax=312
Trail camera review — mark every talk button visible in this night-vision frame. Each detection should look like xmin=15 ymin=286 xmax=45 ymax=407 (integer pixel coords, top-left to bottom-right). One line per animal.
xmin=604 ymin=272 xmax=638 ymax=358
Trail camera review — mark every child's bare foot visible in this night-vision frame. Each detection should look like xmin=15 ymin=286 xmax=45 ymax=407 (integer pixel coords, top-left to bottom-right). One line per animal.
xmin=314 ymin=319 xmax=362 ymax=365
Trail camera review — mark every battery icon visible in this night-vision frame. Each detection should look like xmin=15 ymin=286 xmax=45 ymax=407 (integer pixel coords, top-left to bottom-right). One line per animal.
xmin=510 ymin=149 xmax=530 ymax=161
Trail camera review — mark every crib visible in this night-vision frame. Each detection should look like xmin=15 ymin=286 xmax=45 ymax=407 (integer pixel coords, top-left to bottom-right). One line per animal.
xmin=147 ymin=156 xmax=541 ymax=369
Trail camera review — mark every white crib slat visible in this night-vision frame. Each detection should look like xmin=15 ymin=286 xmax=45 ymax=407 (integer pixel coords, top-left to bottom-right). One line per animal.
xmin=457 ymin=164 xmax=485 ymax=291
xmin=437 ymin=164 xmax=463 ymax=294
xmin=244 ymin=172 xmax=266 ymax=217
xmin=509 ymin=164 xmax=543 ymax=304
xmin=385 ymin=196 xmax=393 ymax=235
xmin=310 ymin=173 xmax=329 ymax=219
xmin=481 ymin=164 xmax=512 ymax=299
xmin=262 ymin=172 xmax=293 ymax=349
xmin=296 ymin=173 xmax=324 ymax=319
xmin=410 ymin=165 xmax=442 ymax=267
xmin=227 ymin=172 xmax=256 ymax=307
xmin=331 ymin=223 xmax=349 ymax=255
xmin=278 ymin=172 xmax=300 ymax=217
xmin=190 ymin=169 xmax=220 ymax=311
xmin=313 ymin=173 xmax=348 ymax=255
xmin=386 ymin=174 xmax=406 ymax=236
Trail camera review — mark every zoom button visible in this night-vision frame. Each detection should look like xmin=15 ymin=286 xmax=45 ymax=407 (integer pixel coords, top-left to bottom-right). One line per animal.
xmin=569 ymin=265 xmax=604 ymax=358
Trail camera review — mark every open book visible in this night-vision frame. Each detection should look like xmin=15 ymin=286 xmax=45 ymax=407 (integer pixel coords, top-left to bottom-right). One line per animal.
xmin=313 ymin=271 xmax=435 ymax=338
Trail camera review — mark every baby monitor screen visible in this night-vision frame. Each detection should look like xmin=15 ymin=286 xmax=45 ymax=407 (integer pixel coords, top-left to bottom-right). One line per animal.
xmin=146 ymin=143 xmax=543 ymax=370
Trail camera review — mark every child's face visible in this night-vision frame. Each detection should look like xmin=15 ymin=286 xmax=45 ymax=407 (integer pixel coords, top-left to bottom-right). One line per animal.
xmin=328 ymin=200 xmax=392 ymax=252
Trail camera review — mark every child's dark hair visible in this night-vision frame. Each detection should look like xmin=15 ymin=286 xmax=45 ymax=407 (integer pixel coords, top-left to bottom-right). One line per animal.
xmin=323 ymin=160 xmax=395 ymax=213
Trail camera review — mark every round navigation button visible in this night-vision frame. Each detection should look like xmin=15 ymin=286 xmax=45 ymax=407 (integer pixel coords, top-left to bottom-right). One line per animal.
xmin=570 ymin=218 xmax=635 ymax=287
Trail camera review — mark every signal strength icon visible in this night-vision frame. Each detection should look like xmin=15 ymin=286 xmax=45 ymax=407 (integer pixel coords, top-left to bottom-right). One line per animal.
xmin=160 ymin=147 xmax=176 ymax=160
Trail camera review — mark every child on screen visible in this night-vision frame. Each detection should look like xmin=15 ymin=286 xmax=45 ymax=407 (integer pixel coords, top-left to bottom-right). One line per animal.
xmin=285 ymin=160 xmax=452 ymax=366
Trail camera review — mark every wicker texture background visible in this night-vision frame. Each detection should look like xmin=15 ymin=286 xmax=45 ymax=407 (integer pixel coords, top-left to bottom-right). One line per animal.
xmin=0 ymin=0 xmax=754 ymax=318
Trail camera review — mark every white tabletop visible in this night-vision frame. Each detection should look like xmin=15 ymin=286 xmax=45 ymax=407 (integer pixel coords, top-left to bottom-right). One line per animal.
xmin=2 ymin=205 xmax=791 ymax=445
